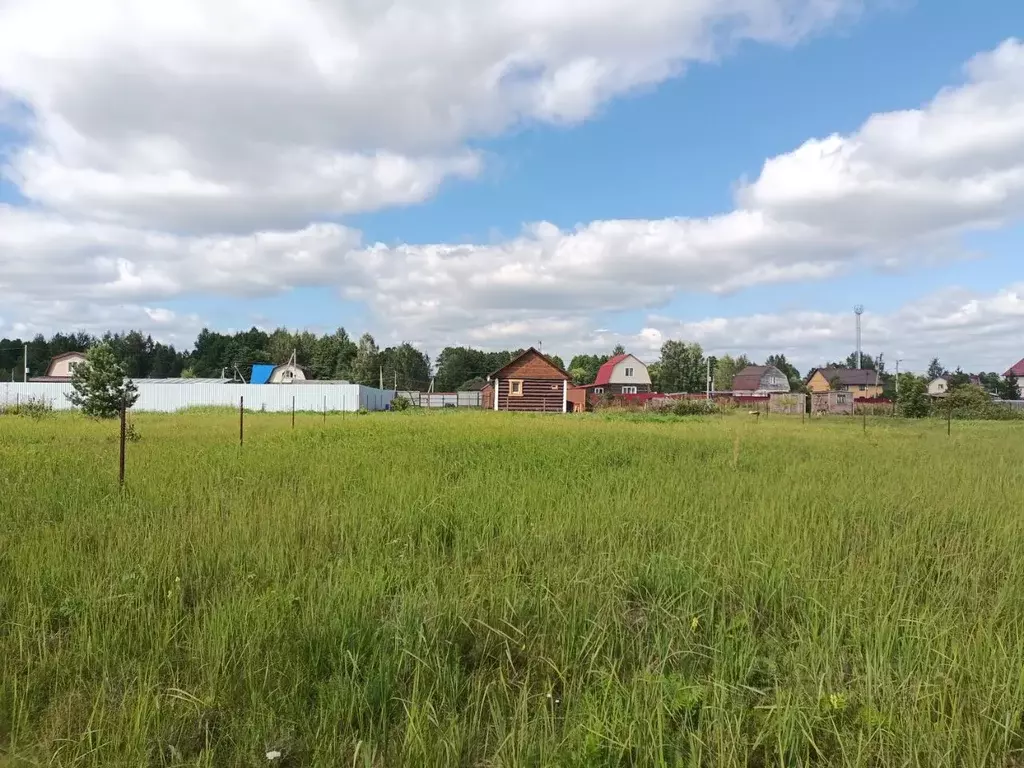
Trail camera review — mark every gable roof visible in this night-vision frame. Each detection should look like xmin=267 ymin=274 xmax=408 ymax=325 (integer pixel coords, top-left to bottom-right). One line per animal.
xmin=809 ymin=367 xmax=879 ymax=386
xmin=487 ymin=347 xmax=570 ymax=381
xmin=1005 ymin=358 xmax=1024 ymax=377
xmin=731 ymin=365 xmax=771 ymax=392
xmin=594 ymin=353 xmax=645 ymax=386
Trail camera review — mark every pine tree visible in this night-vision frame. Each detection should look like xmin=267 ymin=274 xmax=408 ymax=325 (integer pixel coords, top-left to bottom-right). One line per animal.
xmin=1000 ymin=372 xmax=1021 ymax=401
xmin=66 ymin=342 xmax=139 ymax=418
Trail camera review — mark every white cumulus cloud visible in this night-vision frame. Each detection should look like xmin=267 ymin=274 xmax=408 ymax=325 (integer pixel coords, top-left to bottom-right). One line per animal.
xmin=0 ymin=0 xmax=861 ymax=232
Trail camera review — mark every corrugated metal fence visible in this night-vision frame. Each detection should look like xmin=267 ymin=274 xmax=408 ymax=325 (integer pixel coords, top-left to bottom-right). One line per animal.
xmin=0 ymin=382 xmax=394 ymax=413
xmin=995 ymin=400 xmax=1024 ymax=411
xmin=396 ymin=391 xmax=482 ymax=408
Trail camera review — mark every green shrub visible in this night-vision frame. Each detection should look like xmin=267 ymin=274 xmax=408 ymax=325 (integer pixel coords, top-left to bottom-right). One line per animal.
xmin=390 ymin=395 xmax=412 ymax=412
xmin=671 ymin=398 xmax=719 ymax=416
xmin=936 ymin=385 xmax=1023 ymax=421
xmin=0 ymin=396 xmax=55 ymax=420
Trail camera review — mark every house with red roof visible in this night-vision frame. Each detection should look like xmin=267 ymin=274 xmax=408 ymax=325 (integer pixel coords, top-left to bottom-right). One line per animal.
xmin=582 ymin=353 xmax=652 ymax=396
xmin=1004 ymin=358 xmax=1024 ymax=378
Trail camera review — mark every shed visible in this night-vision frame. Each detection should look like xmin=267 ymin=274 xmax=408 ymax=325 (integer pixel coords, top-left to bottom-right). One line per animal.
xmin=485 ymin=348 xmax=571 ymax=413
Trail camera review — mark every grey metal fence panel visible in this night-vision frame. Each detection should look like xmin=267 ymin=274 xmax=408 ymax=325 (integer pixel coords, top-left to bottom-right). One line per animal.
xmin=0 ymin=382 xmax=393 ymax=412
xmin=994 ymin=400 xmax=1024 ymax=411
xmin=396 ymin=391 xmax=482 ymax=408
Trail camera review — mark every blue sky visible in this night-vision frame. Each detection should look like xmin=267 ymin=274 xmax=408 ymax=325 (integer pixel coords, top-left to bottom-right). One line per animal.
xmin=1 ymin=0 xmax=1023 ymax=372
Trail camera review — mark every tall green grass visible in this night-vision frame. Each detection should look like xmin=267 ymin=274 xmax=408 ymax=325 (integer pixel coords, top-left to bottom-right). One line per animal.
xmin=1 ymin=411 xmax=1023 ymax=766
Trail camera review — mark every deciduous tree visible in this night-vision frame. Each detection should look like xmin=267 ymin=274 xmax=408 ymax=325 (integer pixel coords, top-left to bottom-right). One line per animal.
xmin=658 ymin=340 xmax=705 ymax=393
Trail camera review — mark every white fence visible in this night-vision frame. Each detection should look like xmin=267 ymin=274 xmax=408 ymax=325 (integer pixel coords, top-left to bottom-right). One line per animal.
xmin=0 ymin=382 xmax=394 ymax=413
xmin=396 ymin=391 xmax=483 ymax=408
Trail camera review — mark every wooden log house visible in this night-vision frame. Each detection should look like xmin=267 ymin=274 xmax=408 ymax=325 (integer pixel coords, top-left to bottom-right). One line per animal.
xmin=482 ymin=348 xmax=571 ymax=413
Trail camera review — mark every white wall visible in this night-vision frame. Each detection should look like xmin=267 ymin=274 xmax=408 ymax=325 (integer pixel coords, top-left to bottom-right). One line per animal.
xmin=608 ymin=356 xmax=652 ymax=386
xmin=928 ymin=378 xmax=948 ymax=395
xmin=0 ymin=382 xmax=393 ymax=413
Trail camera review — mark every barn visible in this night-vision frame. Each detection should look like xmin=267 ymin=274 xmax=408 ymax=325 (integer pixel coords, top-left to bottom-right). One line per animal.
xmin=481 ymin=348 xmax=571 ymax=413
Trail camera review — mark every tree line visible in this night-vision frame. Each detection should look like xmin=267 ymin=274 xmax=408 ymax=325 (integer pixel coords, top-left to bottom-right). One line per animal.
xmin=1 ymin=329 xmax=1018 ymax=399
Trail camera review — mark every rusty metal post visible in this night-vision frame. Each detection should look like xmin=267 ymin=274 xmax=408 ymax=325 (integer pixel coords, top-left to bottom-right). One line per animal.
xmin=239 ymin=396 xmax=244 ymax=446
xmin=118 ymin=399 xmax=127 ymax=487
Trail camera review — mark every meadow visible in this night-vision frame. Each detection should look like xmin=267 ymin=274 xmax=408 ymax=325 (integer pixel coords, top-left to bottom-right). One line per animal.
xmin=1 ymin=410 xmax=1023 ymax=767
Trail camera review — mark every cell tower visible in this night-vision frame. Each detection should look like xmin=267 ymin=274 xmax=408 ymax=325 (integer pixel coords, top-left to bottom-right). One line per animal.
xmin=854 ymin=305 xmax=864 ymax=369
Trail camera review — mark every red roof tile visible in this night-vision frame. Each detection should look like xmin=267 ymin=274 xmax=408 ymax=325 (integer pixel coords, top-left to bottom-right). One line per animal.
xmin=1005 ymin=359 xmax=1024 ymax=377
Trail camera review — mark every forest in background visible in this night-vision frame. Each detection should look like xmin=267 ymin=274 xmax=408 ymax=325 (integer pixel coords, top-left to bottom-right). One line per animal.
xmin=0 ymin=328 xmax=1012 ymax=396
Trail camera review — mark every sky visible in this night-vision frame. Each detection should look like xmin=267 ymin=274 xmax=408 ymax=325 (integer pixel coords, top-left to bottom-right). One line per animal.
xmin=1 ymin=0 xmax=1023 ymax=374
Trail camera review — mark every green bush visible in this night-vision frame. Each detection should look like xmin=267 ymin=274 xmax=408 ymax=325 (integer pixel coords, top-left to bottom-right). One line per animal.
xmin=936 ymin=385 xmax=1023 ymax=421
xmin=0 ymin=396 xmax=55 ymax=420
xmin=897 ymin=375 xmax=932 ymax=418
xmin=669 ymin=398 xmax=719 ymax=416
xmin=390 ymin=395 xmax=412 ymax=411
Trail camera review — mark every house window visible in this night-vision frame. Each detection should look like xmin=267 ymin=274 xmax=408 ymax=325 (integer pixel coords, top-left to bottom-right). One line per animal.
xmin=622 ymin=386 xmax=638 ymax=394
xmin=625 ymin=367 xmax=634 ymax=377
xmin=509 ymin=380 xmax=523 ymax=397
xmin=858 ymin=384 xmax=866 ymax=391
xmin=283 ymin=369 xmax=294 ymax=380
xmin=593 ymin=387 xmax=604 ymax=395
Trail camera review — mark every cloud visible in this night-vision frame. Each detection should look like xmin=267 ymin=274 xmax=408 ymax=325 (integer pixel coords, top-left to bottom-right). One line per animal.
xmin=2 ymin=23 xmax=1024 ymax=365
xmin=0 ymin=0 xmax=860 ymax=232
xmin=559 ymin=283 xmax=1024 ymax=373
xmin=0 ymin=300 xmax=203 ymax=348
xmin=0 ymin=206 xmax=363 ymax=299
xmin=352 ymin=39 xmax=1024 ymax=342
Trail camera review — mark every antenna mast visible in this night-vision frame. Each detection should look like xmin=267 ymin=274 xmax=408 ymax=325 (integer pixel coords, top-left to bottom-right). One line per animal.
xmin=854 ymin=305 xmax=864 ymax=369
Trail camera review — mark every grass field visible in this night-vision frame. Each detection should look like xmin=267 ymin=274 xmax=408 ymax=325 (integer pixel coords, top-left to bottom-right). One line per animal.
xmin=2 ymin=410 xmax=1024 ymax=767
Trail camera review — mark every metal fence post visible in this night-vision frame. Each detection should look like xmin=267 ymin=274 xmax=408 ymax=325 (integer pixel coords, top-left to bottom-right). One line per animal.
xmin=239 ymin=396 xmax=244 ymax=446
xmin=292 ymin=396 xmax=296 ymax=428
xmin=324 ymin=395 xmax=327 ymax=424
xmin=118 ymin=399 xmax=127 ymax=487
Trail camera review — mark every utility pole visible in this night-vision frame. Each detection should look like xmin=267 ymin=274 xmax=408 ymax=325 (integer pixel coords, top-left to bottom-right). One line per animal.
xmin=895 ymin=359 xmax=903 ymax=398
xmin=23 ymin=343 xmax=28 ymax=382
xmin=379 ymin=365 xmax=383 ymax=390
xmin=706 ymin=357 xmax=711 ymax=401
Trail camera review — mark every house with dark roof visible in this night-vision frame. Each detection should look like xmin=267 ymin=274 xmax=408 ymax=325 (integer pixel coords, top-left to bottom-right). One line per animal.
xmin=580 ymin=353 xmax=652 ymax=396
xmin=731 ymin=365 xmax=790 ymax=396
xmin=481 ymin=348 xmax=571 ymax=412
xmin=806 ymin=367 xmax=883 ymax=398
